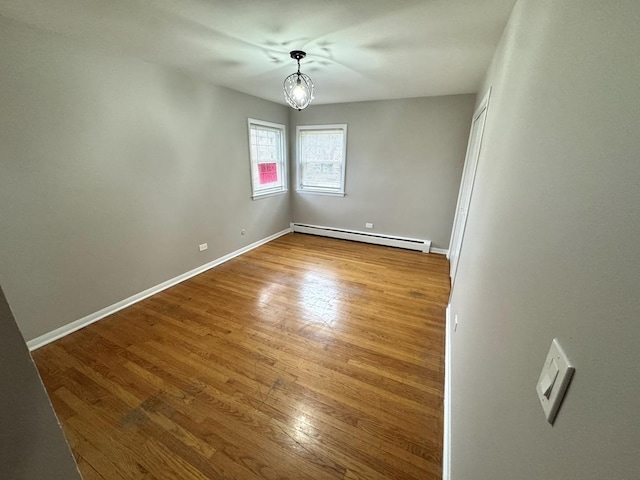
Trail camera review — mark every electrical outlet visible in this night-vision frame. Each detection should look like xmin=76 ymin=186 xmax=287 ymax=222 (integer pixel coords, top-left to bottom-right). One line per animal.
xmin=199 ymin=243 xmax=208 ymax=252
xmin=365 ymin=222 xmax=374 ymax=229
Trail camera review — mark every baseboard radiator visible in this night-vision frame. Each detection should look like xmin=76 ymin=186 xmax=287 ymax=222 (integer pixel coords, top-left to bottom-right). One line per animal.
xmin=291 ymin=223 xmax=432 ymax=253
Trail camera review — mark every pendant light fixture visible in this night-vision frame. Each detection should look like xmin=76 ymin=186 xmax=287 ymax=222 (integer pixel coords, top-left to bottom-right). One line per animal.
xmin=283 ymin=50 xmax=314 ymax=111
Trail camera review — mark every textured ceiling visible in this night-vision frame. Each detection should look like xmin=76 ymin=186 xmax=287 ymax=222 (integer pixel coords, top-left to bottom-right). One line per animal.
xmin=0 ymin=0 xmax=516 ymax=105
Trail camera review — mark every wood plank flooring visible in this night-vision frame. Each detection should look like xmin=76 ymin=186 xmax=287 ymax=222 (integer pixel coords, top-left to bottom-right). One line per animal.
xmin=32 ymin=233 xmax=450 ymax=480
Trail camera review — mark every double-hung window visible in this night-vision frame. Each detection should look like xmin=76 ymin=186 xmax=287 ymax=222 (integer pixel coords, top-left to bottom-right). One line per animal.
xmin=297 ymin=124 xmax=347 ymax=196
xmin=248 ymin=118 xmax=287 ymax=199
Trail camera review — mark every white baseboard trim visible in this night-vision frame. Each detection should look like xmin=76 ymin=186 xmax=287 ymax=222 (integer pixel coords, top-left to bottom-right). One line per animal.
xmin=291 ymin=223 xmax=432 ymax=253
xmin=27 ymin=228 xmax=291 ymax=351
xmin=430 ymin=247 xmax=449 ymax=256
xmin=443 ymin=304 xmax=452 ymax=480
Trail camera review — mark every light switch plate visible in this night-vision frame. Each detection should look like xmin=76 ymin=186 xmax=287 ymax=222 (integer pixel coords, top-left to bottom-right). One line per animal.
xmin=536 ymin=338 xmax=575 ymax=424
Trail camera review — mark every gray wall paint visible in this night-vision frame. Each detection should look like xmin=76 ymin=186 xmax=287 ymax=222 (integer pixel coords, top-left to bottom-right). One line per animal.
xmin=0 ymin=17 xmax=290 ymax=341
xmin=449 ymin=1 xmax=640 ymax=479
xmin=0 ymin=285 xmax=81 ymax=479
xmin=289 ymin=96 xmax=475 ymax=249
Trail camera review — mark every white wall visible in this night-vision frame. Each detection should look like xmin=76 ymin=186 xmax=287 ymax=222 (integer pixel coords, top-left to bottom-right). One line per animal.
xmin=289 ymin=96 xmax=475 ymax=249
xmin=0 ymin=16 xmax=290 ymax=341
xmin=449 ymin=1 xmax=640 ymax=479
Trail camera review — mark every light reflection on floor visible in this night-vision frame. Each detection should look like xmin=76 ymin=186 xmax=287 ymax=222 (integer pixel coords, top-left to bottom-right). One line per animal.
xmin=257 ymin=282 xmax=281 ymax=308
xmin=256 ymin=269 xmax=346 ymax=329
xmin=297 ymin=270 xmax=341 ymax=326
xmin=292 ymin=410 xmax=316 ymax=443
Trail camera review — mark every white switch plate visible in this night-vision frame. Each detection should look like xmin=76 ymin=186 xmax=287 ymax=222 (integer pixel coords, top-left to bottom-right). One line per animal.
xmin=199 ymin=243 xmax=208 ymax=251
xmin=365 ymin=223 xmax=374 ymax=229
xmin=536 ymin=338 xmax=575 ymax=424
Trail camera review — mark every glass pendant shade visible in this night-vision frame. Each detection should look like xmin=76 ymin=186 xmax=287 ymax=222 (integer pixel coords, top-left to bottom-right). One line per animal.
xmin=283 ymin=72 xmax=314 ymax=110
xmin=283 ymin=51 xmax=314 ymax=111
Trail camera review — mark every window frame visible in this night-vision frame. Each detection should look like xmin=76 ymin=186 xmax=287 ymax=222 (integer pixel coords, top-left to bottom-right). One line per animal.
xmin=296 ymin=124 xmax=348 ymax=196
xmin=247 ymin=118 xmax=288 ymax=200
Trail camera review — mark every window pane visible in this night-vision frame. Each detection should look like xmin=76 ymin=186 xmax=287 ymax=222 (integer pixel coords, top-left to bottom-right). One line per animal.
xmin=248 ymin=119 xmax=286 ymax=198
xmin=298 ymin=127 xmax=346 ymax=192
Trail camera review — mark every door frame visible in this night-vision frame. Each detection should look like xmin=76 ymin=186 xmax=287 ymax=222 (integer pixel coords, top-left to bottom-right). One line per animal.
xmin=448 ymin=88 xmax=491 ymax=289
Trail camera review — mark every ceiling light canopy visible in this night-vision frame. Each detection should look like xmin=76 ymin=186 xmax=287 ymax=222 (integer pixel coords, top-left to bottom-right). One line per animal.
xmin=283 ymin=50 xmax=314 ymax=111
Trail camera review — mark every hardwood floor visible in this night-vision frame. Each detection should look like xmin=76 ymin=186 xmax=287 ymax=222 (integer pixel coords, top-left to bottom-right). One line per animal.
xmin=32 ymin=233 xmax=450 ymax=480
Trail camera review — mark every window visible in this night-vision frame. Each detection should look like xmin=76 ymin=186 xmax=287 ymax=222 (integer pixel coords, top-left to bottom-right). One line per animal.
xmin=297 ymin=124 xmax=347 ymax=195
xmin=247 ymin=118 xmax=287 ymax=199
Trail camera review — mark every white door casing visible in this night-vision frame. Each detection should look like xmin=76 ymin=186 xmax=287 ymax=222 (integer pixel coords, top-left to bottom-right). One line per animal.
xmin=448 ymin=88 xmax=491 ymax=288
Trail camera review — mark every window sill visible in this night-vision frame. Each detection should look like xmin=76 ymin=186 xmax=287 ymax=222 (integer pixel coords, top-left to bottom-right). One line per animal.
xmin=252 ymin=190 xmax=288 ymax=200
xmin=296 ymin=189 xmax=345 ymax=197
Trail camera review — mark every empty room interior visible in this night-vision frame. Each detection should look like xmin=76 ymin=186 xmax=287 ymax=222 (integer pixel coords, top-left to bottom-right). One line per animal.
xmin=1 ymin=1 xmax=639 ymax=479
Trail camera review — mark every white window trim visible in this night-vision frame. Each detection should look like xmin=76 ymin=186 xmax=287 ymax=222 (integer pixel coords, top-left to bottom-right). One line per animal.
xmin=247 ymin=118 xmax=288 ymax=200
xmin=296 ymin=189 xmax=345 ymax=197
xmin=296 ymin=123 xmax=347 ymax=196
